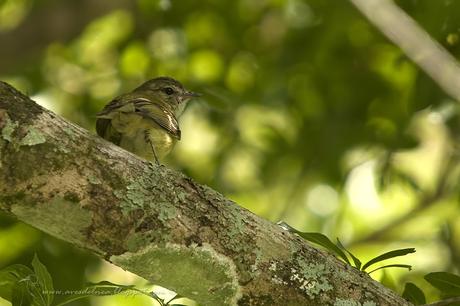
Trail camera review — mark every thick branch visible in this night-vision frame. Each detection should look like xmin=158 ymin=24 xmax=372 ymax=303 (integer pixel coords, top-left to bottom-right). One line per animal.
xmin=0 ymin=82 xmax=410 ymax=305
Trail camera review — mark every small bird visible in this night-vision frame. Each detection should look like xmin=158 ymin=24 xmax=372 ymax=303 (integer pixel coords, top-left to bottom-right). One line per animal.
xmin=96 ymin=77 xmax=199 ymax=164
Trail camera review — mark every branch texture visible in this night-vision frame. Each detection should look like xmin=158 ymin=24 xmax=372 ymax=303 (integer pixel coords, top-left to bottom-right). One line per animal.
xmin=0 ymin=82 xmax=410 ymax=305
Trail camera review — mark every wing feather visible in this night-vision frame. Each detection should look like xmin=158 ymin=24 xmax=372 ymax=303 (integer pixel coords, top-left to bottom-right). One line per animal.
xmin=96 ymin=96 xmax=181 ymax=139
xmin=133 ymin=100 xmax=181 ymax=139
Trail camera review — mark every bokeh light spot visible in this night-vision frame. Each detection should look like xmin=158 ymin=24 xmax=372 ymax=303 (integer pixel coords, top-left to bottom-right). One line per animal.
xmin=284 ymin=0 xmax=314 ymax=28
xmin=306 ymin=184 xmax=339 ymax=216
xmin=0 ymin=0 xmax=31 ymax=31
xmin=225 ymin=52 xmax=257 ymax=93
xmin=346 ymin=161 xmax=382 ymax=213
xmin=185 ymin=12 xmax=225 ymax=47
xmin=120 ymin=42 xmax=150 ymax=78
xmin=149 ymin=28 xmax=185 ymax=60
xmin=189 ymin=50 xmax=224 ymax=82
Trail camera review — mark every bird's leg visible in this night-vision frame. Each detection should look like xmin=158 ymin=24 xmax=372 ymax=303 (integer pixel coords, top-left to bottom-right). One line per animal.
xmin=145 ymin=131 xmax=160 ymax=165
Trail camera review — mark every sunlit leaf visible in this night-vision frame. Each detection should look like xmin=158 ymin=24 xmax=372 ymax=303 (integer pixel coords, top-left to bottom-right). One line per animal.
xmin=361 ymin=248 xmax=415 ymax=271
xmin=402 ymin=282 xmax=426 ymax=305
xmin=31 ymin=254 xmax=53 ymax=306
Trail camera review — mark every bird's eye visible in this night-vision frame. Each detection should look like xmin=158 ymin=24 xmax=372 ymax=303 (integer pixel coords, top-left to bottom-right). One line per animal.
xmin=163 ymin=87 xmax=174 ymax=95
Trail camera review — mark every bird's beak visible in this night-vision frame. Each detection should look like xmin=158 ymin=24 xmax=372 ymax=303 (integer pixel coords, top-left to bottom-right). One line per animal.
xmin=185 ymin=91 xmax=201 ymax=98
xmin=180 ymin=91 xmax=201 ymax=103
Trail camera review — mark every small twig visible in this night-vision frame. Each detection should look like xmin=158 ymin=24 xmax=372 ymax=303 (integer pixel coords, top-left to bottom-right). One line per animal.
xmin=422 ymin=296 xmax=460 ymax=306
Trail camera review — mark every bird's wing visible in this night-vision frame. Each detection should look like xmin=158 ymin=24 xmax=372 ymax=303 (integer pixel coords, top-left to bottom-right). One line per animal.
xmin=95 ymin=97 xmax=129 ymax=139
xmin=96 ymin=96 xmax=181 ymax=140
xmin=96 ymin=118 xmax=122 ymax=144
xmin=96 ymin=96 xmax=136 ymax=118
xmin=133 ymin=99 xmax=181 ymax=139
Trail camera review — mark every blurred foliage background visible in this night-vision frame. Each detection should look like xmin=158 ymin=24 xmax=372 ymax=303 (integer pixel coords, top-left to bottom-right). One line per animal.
xmin=1 ymin=0 xmax=460 ymax=304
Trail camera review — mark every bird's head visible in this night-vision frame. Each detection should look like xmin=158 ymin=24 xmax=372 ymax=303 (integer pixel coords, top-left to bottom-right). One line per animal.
xmin=133 ymin=77 xmax=200 ymax=108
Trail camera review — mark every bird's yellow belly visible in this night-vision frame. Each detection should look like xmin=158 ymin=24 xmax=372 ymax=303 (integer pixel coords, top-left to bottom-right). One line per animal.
xmin=112 ymin=114 xmax=176 ymax=161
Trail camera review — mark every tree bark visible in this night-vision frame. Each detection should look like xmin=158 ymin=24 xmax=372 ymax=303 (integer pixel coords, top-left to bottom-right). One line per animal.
xmin=0 ymin=81 xmax=410 ymax=305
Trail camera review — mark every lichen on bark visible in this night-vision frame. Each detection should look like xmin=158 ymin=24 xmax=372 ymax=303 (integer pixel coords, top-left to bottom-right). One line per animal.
xmin=112 ymin=243 xmax=242 ymax=306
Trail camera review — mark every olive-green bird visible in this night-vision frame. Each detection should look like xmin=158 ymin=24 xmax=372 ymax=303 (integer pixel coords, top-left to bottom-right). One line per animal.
xmin=96 ymin=77 xmax=199 ymax=164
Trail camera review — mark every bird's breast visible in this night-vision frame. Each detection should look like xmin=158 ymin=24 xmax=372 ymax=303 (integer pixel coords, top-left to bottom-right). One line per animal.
xmin=111 ymin=113 xmax=177 ymax=161
xmin=144 ymin=126 xmax=176 ymax=158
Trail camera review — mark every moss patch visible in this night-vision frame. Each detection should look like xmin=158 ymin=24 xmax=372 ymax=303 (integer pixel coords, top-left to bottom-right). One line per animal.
xmin=1 ymin=114 xmax=18 ymax=142
xmin=113 ymin=165 xmax=178 ymax=222
xmin=19 ymin=127 xmax=46 ymax=146
xmin=11 ymin=197 xmax=93 ymax=248
xmin=334 ymin=299 xmax=377 ymax=306
xmin=88 ymin=175 xmax=102 ymax=185
xmin=111 ymin=243 xmax=242 ymax=306
xmin=295 ymin=261 xmax=334 ymax=298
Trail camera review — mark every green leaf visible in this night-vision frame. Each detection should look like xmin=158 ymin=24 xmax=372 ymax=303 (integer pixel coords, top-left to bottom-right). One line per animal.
xmin=87 ymin=281 xmax=167 ymax=304
xmin=0 ymin=265 xmax=34 ymax=302
xmin=89 ymin=281 xmax=161 ymax=301
xmin=0 ymin=265 xmax=34 ymax=282
xmin=87 ymin=280 xmax=135 ymax=289
xmin=277 ymin=222 xmax=350 ymax=265
xmin=425 ymin=272 xmax=460 ymax=295
xmin=27 ymin=280 xmax=48 ymax=306
xmin=402 ymin=282 xmax=426 ymax=305
xmin=11 ymin=280 xmax=32 ymax=306
xmin=276 ymin=221 xmax=297 ymax=232
xmin=31 ymin=254 xmax=54 ymax=306
xmin=166 ymin=294 xmax=185 ymax=305
xmin=148 ymin=291 xmax=166 ymax=304
xmin=337 ymin=239 xmax=361 ymax=269
xmin=367 ymin=264 xmax=412 ymax=274
xmin=297 ymin=232 xmax=351 ymax=265
xmin=361 ymin=248 xmax=415 ymax=271
xmin=87 ymin=280 xmax=138 ymax=296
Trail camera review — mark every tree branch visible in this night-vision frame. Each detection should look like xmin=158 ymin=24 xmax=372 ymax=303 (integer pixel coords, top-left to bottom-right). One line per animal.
xmin=350 ymin=0 xmax=460 ymax=102
xmin=423 ymin=296 xmax=460 ymax=306
xmin=0 ymin=82 xmax=410 ymax=305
